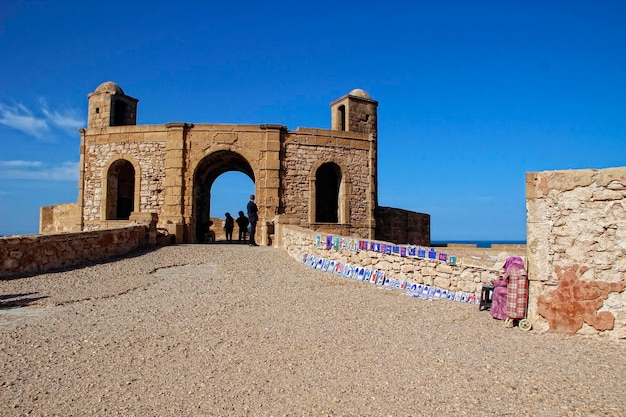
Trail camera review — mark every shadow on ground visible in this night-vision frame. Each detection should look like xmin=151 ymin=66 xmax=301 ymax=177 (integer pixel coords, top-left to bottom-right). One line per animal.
xmin=0 ymin=292 xmax=49 ymax=309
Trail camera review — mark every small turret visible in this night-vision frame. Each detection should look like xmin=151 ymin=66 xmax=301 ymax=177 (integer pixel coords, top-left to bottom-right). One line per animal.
xmin=330 ymin=88 xmax=378 ymax=137
xmin=87 ymin=81 xmax=138 ymax=128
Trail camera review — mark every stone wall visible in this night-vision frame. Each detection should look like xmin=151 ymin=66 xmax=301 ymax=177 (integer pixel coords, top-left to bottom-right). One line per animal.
xmin=82 ymin=135 xmax=167 ymax=228
xmin=0 ymin=225 xmax=153 ymax=279
xmin=76 ymin=123 xmax=378 ymax=245
xmin=43 ymin=83 xmax=423 ymax=246
xmin=40 ymin=203 xmax=81 ymax=234
xmin=526 ymin=167 xmax=626 ymax=338
xmin=283 ymin=128 xmax=374 ymax=238
xmin=274 ymin=220 xmax=515 ymax=297
xmin=375 ymin=206 xmax=430 ymax=246
xmin=66 ymin=83 xmax=386 ymax=245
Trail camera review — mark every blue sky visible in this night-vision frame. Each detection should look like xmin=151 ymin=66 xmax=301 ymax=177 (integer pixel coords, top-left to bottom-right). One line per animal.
xmin=0 ymin=1 xmax=624 ymax=241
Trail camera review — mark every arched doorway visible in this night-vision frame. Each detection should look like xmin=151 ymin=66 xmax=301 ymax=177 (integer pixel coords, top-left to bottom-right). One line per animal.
xmin=106 ymin=159 xmax=135 ymax=220
xmin=193 ymin=151 xmax=255 ymax=242
xmin=315 ymin=162 xmax=342 ymax=223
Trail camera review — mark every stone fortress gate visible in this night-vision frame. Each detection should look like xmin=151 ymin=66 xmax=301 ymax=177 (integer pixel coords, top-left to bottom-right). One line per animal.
xmin=42 ymin=82 xmax=430 ymax=245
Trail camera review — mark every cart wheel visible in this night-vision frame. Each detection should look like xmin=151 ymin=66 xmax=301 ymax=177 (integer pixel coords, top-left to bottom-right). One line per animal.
xmin=518 ymin=319 xmax=532 ymax=331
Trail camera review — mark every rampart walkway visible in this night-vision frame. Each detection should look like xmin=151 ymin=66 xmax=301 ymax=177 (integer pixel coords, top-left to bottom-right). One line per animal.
xmin=1 ymin=245 xmax=624 ymax=416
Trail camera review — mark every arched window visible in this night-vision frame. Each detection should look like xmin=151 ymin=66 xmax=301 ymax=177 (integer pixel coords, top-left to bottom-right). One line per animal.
xmin=338 ymin=105 xmax=346 ymax=131
xmin=315 ymin=162 xmax=341 ymax=223
xmin=106 ymin=160 xmax=135 ymax=220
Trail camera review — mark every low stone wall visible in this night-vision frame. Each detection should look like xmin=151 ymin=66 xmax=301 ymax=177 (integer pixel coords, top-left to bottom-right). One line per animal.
xmin=1 ymin=225 xmax=153 ymax=279
xmin=277 ymin=223 xmax=514 ymax=297
xmin=527 ymin=166 xmax=626 ymax=338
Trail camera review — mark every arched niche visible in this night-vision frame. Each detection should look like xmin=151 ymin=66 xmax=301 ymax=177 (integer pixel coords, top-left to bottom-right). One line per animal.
xmin=309 ymin=160 xmax=351 ymax=225
xmin=103 ymin=157 xmax=140 ymax=220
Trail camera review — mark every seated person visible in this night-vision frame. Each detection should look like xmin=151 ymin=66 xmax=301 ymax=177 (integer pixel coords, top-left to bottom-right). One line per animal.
xmin=203 ymin=220 xmax=215 ymax=243
xmin=491 ymin=256 xmax=528 ymax=328
xmin=490 ymin=276 xmax=508 ymax=320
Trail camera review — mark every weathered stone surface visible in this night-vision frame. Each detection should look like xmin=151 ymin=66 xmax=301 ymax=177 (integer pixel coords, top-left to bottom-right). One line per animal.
xmin=528 ymin=167 xmax=626 ymax=339
xmin=278 ymin=224 xmax=515 ymax=300
xmin=536 ymin=264 xmax=626 ymax=335
xmin=433 ymin=277 xmax=450 ymax=289
xmin=597 ymin=167 xmax=626 ymax=187
xmin=43 ymin=83 xmax=410 ymax=247
xmin=0 ymin=224 xmax=155 ymax=279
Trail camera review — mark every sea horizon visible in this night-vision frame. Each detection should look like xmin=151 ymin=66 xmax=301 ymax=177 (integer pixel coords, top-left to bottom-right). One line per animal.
xmin=431 ymin=240 xmax=526 ymax=248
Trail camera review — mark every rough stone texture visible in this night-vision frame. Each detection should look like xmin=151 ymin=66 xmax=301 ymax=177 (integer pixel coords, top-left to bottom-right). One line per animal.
xmin=282 ymin=130 xmax=370 ymax=227
xmin=1 ymin=245 xmax=624 ymax=416
xmin=537 ymin=264 xmax=626 ymax=336
xmin=527 ymin=167 xmax=626 ymax=339
xmin=43 ymin=83 xmax=403 ymax=246
xmin=82 ymin=139 xmax=167 ymax=226
xmin=39 ymin=203 xmax=81 ymax=234
xmin=0 ymin=225 xmax=152 ymax=279
xmin=375 ymin=205 xmax=430 ymax=246
xmin=278 ymin=224 xmax=518 ymax=296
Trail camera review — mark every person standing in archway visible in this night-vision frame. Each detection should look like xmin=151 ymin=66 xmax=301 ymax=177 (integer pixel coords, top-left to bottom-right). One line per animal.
xmin=247 ymin=194 xmax=259 ymax=246
xmin=224 ymin=212 xmax=234 ymax=243
xmin=236 ymin=211 xmax=249 ymax=244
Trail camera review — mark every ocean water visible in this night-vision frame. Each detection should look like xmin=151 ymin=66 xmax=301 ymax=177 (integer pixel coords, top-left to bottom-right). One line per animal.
xmin=431 ymin=240 xmax=526 ymax=248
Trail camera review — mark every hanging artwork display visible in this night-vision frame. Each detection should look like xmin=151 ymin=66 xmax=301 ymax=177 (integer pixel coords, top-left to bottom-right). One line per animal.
xmin=301 ymin=224 xmax=482 ymax=306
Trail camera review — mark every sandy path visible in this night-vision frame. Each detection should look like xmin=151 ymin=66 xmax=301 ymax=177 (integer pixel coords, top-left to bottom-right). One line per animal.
xmin=1 ymin=244 xmax=624 ymax=416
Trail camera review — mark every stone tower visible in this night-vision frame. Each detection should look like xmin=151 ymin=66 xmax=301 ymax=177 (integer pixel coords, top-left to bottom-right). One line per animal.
xmin=330 ymin=88 xmax=379 ymax=210
xmin=330 ymin=88 xmax=378 ymax=137
xmin=87 ymin=81 xmax=138 ymax=128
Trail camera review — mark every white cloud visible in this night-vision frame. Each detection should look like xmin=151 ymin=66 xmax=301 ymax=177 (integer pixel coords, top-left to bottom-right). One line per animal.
xmin=0 ymin=103 xmax=49 ymax=139
xmin=40 ymin=97 xmax=84 ymax=133
xmin=0 ymin=160 xmax=44 ymax=168
xmin=0 ymin=99 xmax=84 ymax=140
xmin=0 ymin=160 xmax=78 ymax=181
xmin=42 ymin=107 xmax=84 ymax=132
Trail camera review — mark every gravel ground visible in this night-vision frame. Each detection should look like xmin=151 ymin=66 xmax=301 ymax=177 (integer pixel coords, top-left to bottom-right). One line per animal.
xmin=1 ymin=244 xmax=624 ymax=417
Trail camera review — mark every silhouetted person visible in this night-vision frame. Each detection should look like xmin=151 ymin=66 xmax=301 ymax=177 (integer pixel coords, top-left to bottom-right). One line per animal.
xmin=204 ymin=220 xmax=215 ymax=243
xmin=236 ymin=211 xmax=249 ymax=244
xmin=247 ymin=194 xmax=258 ymax=246
xmin=224 ymin=212 xmax=234 ymax=243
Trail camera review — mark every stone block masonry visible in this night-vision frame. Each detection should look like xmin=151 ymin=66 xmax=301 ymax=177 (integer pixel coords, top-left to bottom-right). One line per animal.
xmin=527 ymin=166 xmax=626 ymax=339
xmin=43 ymin=83 xmax=398 ymax=246
xmin=375 ymin=206 xmax=430 ymax=246
xmin=40 ymin=203 xmax=81 ymax=234
xmin=276 ymin=223 xmax=508 ymax=296
xmin=0 ymin=225 xmax=153 ymax=279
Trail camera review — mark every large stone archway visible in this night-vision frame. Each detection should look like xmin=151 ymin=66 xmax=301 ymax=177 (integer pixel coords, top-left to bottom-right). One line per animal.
xmin=193 ymin=150 xmax=254 ymax=243
xmin=46 ymin=82 xmax=432 ymax=247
